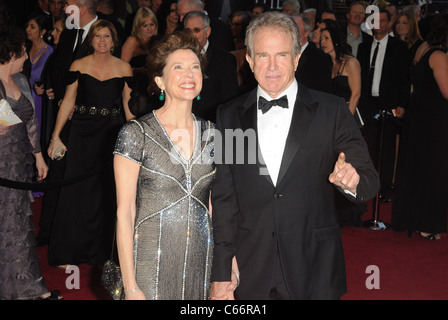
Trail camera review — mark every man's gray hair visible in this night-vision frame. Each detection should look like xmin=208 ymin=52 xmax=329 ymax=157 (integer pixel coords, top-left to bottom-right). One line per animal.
xmin=183 ymin=10 xmax=210 ymax=28
xmin=75 ymin=0 xmax=98 ymax=15
xmin=282 ymin=0 xmax=301 ymax=13
xmin=245 ymin=11 xmax=301 ymax=60
xmin=177 ymin=0 xmax=204 ymax=10
xmin=292 ymin=13 xmax=313 ymax=32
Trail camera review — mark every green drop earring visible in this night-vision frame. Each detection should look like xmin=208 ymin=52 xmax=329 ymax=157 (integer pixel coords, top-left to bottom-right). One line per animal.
xmin=159 ymin=89 xmax=164 ymax=101
xmin=196 ymin=94 xmax=201 ymax=101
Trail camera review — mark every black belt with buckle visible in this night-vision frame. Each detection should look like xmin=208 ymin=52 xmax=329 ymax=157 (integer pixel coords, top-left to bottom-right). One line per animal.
xmin=75 ymin=105 xmax=120 ymax=117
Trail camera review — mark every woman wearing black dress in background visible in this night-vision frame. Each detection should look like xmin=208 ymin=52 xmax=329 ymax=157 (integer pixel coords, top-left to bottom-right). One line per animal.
xmin=47 ymin=20 xmax=134 ymax=268
xmin=320 ymin=24 xmax=365 ymax=226
xmin=392 ymin=14 xmax=448 ymax=240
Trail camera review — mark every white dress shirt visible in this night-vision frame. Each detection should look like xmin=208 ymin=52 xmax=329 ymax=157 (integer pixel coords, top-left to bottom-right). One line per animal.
xmin=73 ymin=15 xmax=98 ymax=51
xmin=370 ymin=35 xmax=388 ymax=97
xmin=257 ymin=80 xmax=298 ymax=186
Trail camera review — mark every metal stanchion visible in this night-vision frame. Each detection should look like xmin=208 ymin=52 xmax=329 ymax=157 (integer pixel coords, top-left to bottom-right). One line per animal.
xmin=364 ymin=110 xmax=388 ymax=230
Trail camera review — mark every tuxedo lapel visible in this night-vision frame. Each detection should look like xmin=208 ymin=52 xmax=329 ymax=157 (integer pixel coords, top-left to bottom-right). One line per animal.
xmin=277 ymin=85 xmax=318 ymax=185
xmin=74 ymin=37 xmax=89 ymax=60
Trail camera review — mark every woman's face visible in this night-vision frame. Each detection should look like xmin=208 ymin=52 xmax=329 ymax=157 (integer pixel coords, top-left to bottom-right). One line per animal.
xmin=51 ymin=20 xmax=64 ymax=45
xmin=167 ymin=3 xmax=179 ymax=23
xmin=395 ymin=16 xmax=410 ymax=37
xmin=140 ymin=17 xmax=156 ymax=40
xmin=320 ymin=30 xmax=334 ymax=55
xmin=11 ymin=46 xmax=28 ymax=74
xmin=157 ymin=49 xmax=202 ymax=103
xmin=91 ymin=27 xmax=114 ymax=54
xmin=26 ymin=19 xmax=43 ymax=43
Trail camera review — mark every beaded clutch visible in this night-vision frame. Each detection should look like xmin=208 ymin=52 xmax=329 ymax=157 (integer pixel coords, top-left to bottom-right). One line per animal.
xmin=101 ymin=259 xmax=124 ymax=300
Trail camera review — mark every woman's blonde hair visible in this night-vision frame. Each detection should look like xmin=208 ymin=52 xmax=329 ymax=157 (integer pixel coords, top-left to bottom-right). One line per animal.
xmin=132 ymin=7 xmax=158 ymax=48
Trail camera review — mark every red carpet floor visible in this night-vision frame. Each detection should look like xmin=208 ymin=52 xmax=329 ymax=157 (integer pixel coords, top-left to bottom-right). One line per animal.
xmin=32 ymin=197 xmax=448 ymax=300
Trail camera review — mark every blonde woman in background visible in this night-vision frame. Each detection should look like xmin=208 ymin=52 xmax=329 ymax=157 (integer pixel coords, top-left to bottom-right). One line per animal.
xmin=121 ymin=7 xmax=158 ymax=70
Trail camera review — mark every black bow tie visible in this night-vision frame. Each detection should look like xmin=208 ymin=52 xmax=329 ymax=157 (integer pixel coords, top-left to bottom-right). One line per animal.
xmin=258 ymin=95 xmax=289 ymax=114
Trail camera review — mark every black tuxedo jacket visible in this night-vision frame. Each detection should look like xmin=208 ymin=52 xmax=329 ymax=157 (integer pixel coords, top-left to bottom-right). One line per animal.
xmin=49 ymin=28 xmax=91 ymax=101
xmin=192 ymin=44 xmax=239 ymax=123
xmin=357 ymin=35 xmax=411 ymax=118
xmin=295 ymin=42 xmax=333 ymax=94
xmin=211 ymin=83 xmax=379 ymax=299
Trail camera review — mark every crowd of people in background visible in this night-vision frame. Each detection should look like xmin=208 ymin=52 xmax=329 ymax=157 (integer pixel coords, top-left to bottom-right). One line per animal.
xmin=0 ymin=0 xmax=447 ymax=300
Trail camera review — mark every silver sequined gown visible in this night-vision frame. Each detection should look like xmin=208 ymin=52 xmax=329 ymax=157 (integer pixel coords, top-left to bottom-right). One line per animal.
xmin=114 ymin=111 xmax=215 ymax=300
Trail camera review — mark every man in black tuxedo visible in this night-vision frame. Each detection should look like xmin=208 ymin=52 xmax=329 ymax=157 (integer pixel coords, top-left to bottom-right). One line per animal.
xmin=177 ymin=0 xmax=234 ymax=51
xmin=183 ymin=10 xmax=239 ymax=122
xmin=292 ymin=14 xmax=333 ymax=93
xmin=210 ymin=12 xmax=379 ymax=300
xmin=49 ymin=0 xmax=98 ymax=102
xmin=356 ymin=9 xmax=410 ymax=201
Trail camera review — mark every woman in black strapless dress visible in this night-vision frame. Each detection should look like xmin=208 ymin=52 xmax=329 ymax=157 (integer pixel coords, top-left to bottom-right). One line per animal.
xmin=320 ymin=24 xmax=366 ymax=226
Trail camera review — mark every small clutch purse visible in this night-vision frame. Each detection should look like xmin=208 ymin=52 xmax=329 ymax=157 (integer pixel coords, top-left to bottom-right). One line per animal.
xmin=101 ymin=259 xmax=124 ymax=300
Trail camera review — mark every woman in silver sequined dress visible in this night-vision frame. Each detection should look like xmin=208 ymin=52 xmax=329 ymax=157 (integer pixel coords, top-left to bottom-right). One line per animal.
xmin=113 ymin=29 xmax=215 ymax=300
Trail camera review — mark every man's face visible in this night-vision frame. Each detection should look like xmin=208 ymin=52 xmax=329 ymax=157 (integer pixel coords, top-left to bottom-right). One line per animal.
xmin=177 ymin=0 xmax=191 ymax=23
xmin=374 ymin=12 xmax=390 ymax=37
xmin=39 ymin=0 xmax=49 ymax=11
xmin=347 ymin=4 xmax=365 ymax=26
xmin=247 ymin=27 xmax=300 ymax=98
xmin=184 ymin=15 xmax=210 ymax=48
xmin=282 ymin=3 xmax=295 ymax=15
xmin=49 ymin=0 xmax=65 ymax=18
xmin=293 ymin=16 xmax=309 ymax=46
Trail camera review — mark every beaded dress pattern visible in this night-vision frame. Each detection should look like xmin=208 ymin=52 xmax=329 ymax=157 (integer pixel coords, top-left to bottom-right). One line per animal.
xmin=114 ymin=111 xmax=216 ymax=300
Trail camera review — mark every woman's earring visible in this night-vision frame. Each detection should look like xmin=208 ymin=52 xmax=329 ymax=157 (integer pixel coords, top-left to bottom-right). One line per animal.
xmin=196 ymin=94 xmax=201 ymax=101
xmin=159 ymin=89 xmax=165 ymax=101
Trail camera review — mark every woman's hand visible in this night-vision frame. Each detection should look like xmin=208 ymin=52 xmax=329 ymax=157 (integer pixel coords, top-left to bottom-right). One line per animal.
xmin=47 ymin=136 xmax=67 ymax=160
xmin=35 ymin=152 xmax=48 ymax=181
xmin=46 ymin=88 xmax=55 ymax=100
xmin=34 ymin=83 xmax=45 ymax=95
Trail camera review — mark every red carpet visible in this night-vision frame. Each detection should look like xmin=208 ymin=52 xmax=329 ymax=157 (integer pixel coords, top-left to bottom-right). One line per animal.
xmin=32 ymin=197 xmax=448 ymax=300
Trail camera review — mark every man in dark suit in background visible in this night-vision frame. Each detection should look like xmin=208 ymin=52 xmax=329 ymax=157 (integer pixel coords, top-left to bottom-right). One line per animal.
xmin=177 ymin=0 xmax=234 ymax=51
xmin=357 ymin=9 xmax=410 ymax=202
xmin=210 ymin=11 xmax=379 ymax=300
xmin=204 ymin=0 xmax=253 ymax=23
xmin=31 ymin=0 xmax=51 ymax=19
xmin=341 ymin=1 xmax=370 ymax=57
xmin=183 ymin=10 xmax=239 ymax=122
xmin=292 ymin=14 xmax=333 ymax=93
xmin=50 ymin=0 xmax=98 ymax=102
xmin=357 ymin=10 xmax=411 ymax=202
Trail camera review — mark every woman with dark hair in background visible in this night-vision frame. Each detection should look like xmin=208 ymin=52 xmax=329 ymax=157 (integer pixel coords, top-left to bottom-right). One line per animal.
xmin=0 ymin=26 xmax=61 ymax=300
xmin=319 ymin=24 xmax=365 ymax=227
xmin=392 ymin=14 xmax=448 ymax=240
xmin=25 ymin=14 xmax=53 ymax=139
